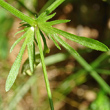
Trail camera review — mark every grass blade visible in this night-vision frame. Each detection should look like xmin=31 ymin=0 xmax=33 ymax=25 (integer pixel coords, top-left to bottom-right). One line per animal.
xmin=49 ymin=34 xmax=61 ymax=50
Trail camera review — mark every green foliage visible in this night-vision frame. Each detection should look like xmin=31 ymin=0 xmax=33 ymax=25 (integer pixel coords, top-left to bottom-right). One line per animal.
xmin=52 ymin=28 xmax=109 ymax=52
xmin=10 ymin=29 xmax=27 ymax=53
xmin=6 ymin=27 xmax=34 ymax=92
xmin=0 ymin=0 xmax=110 ymax=110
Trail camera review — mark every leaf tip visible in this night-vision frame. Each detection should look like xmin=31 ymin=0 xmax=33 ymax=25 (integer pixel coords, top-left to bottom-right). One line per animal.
xmin=101 ymin=45 xmax=109 ymax=52
xmin=5 ymin=88 xmax=9 ymax=92
xmin=105 ymin=47 xmax=109 ymax=51
xmin=5 ymin=83 xmax=10 ymax=92
xmin=10 ymin=49 xmax=12 ymax=53
xmin=58 ymin=46 xmax=61 ymax=50
xmin=67 ymin=20 xmax=71 ymax=22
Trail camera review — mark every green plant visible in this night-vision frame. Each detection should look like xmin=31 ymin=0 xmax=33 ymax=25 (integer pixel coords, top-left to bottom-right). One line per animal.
xmin=0 ymin=0 xmax=110 ymax=110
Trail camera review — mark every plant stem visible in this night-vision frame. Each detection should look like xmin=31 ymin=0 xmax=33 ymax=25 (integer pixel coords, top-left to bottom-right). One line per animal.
xmin=17 ymin=0 xmax=36 ymax=16
xmin=39 ymin=0 xmax=55 ymax=14
xmin=0 ymin=0 xmax=35 ymax=26
xmin=36 ymin=28 xmax=54 ymax=110
xmin=45 ymin=0 xmax=65 ymax=15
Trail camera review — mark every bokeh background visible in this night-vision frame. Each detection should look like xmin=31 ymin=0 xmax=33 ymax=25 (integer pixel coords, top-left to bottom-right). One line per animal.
xmin=0 ymin=0 xmax=110 ymax=110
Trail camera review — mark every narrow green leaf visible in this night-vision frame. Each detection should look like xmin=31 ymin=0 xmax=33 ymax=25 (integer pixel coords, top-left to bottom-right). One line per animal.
xmin=49 ymin=34 xmax=61 ymax=50
xmin=14 ymin=27 xmax=29 ymax=37
xmin=37 ymin=12 xmax=56 ymax=23
xmin=14 ymin=30 xmax=25 ymax=37
xmin=18 ymin=24 xmax=30 ymax=28
xmin=19 ymin=21 xmax=26 ymax=24
xmin=54 ymin=33 xmax=79 ymax=56
xmin=10 ymin=29 xmax=28 ymax=53
xmin=54 ymin=33 xmax=110 ymax=95
xmin=47 ymin=19 xmax=70 ymax=25
xmin=52 ymin=28 xmax=109 ymax=52
xmin=6 ymin=27 xmax=34 ymax=92
xmin=38 ymin=24 xmax=61 ymax=50
xmin=6 ymin=40 xmax=27 ymax=92
xmin=45 ymin=13 xmax=56 ymax=21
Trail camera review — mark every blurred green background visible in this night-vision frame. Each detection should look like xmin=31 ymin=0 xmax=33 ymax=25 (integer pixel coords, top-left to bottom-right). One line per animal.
xmin=0 ymin=0 xmax=110 ymax=110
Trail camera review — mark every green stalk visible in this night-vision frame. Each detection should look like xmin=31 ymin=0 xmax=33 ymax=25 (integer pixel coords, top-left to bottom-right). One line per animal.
xmin=17 ymin=0 xmax=36 ymax=15
xmin=44 ymin=0 xmax=65 ymax=15
xmin=39 ymin=0 xmax=55 ymax=14
xmin=36 ymin=28 xmax=54 ymax=110
xmin=0 ymin=0 xmax=35 ymax=26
